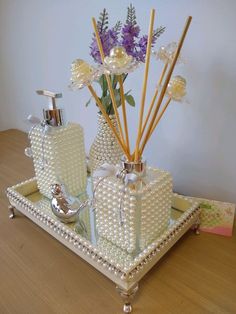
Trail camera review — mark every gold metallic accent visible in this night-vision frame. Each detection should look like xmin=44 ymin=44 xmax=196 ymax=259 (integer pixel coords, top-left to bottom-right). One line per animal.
xmin=122 ymin=158 xmax=146 ymax=175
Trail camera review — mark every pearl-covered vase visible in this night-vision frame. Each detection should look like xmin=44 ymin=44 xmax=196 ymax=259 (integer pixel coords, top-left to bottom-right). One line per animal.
xmin=89 ymin=114 xmax=123 ymax=173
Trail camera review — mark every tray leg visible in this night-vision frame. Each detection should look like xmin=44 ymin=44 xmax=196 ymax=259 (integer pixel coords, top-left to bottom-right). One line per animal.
xmin=9 ymin=205 xmax=15 ymax=219
xmin=116 ymin=283 xmax=139 ymax=313
xmin=192 ymin=216 xmax=200 ymax=235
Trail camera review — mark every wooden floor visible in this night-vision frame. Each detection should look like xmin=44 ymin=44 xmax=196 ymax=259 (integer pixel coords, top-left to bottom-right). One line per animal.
xmin=0 ymin=129 xmax=236 ymax=314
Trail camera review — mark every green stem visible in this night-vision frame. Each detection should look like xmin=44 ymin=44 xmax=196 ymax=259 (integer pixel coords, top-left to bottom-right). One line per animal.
xmin=123 ymin=73 xmax=128 ymax=83
xmin=102 ymin=75 xmax=107 ymax=97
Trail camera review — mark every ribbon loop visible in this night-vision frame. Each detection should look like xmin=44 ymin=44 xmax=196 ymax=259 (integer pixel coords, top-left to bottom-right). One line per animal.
xmin=93 ymin=163 xmax=140 ymax=186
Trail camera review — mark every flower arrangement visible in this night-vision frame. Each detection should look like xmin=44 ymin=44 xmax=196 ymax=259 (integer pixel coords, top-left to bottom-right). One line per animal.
xmin=83 ymin=4 xmax=165 ymax=114
xmin=70 ymin=6 xmax=191 ymax=162
xmin=90 ymin=5 xmax=165 ymax=64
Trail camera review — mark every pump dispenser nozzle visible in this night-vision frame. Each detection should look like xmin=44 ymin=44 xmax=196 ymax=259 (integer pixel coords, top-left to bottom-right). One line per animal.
xmin=36 ymin=90 xmax=64 ymax=126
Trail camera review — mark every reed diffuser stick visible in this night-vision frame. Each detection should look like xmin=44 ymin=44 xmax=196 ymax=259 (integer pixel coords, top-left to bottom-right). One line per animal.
xmin=92 ymin=17 xmax=125 ymax=146
xmin=118 ymin=75 xmax=130 ymax=155
xmin=140 ymin=16 xmax=192 ymax=156
xmin=87 ymin=85 xmax=131 ymax=160
xmin=151 ymin=97 xmax=171 ymax=134
xmin=140 ymin=61 xmax=168 ymax=139
xmin=140 ymin=97 xmax=171 ymax=156
xmin=134 ymin=9 xmax=155 ymax=161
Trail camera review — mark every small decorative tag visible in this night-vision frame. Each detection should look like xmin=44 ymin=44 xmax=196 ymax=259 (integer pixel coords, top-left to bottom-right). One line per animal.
xmin=191 ymin=197 xmax=235 ymax=237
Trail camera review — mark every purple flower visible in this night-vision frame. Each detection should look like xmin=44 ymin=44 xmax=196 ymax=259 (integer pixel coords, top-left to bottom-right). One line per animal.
xmin=90 ymin=28 xmax=120 ymax=64
xmin=121 ymin=23 xmax=140 ymax=57
xmin=134 ymin=33 xmax=159 ymax=62
xmin=134 ymin=35 xmax=147 ymax=62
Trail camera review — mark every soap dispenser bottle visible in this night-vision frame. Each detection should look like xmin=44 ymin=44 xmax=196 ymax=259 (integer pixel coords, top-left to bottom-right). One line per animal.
xmin=28 ymin=90 xmax=87 ymax=199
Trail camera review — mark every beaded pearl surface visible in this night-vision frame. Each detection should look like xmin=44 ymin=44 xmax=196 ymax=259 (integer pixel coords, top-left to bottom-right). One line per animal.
xmin=29 ymin=123 xmax=87 ymax=199
xmin=94 ymin=167 xmax=173 ymax=254
xmin=89 ymin=114 xmax=123 ymax=173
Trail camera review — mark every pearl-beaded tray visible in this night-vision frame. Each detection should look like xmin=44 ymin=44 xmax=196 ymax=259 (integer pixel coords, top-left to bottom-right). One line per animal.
xmin=6 ymin=178 xmax=200 ymax=313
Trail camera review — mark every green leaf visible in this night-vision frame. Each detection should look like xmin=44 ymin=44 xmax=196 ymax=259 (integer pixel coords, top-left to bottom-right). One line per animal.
xmin=125 ymin=94 xmax=135 ymax=107
xmin=101 ymin=95 xmax=111 ymax=109
xmin=85 ymin=97 xmax=92 ymax=107
xmin=98 ymin=74 xmax=108 ymax=96
xmin=123 ymin=73 xmax=128 ymax=83
xmin=112 ymin=75 xmax=118 ymax=89
xmin=114 ymin=89 xmax=121 ymax=108
xmin=97 ymin=76 xmax=103 ymax=88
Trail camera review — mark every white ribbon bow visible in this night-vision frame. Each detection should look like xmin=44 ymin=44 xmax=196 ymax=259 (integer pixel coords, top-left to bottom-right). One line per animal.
xmin=93 ymin=163 xmax=139 ymax=186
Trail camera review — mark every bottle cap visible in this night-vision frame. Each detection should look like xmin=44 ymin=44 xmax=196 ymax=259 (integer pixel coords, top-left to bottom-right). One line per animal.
xmin=36 ymin=90 xmax=64 ymax=126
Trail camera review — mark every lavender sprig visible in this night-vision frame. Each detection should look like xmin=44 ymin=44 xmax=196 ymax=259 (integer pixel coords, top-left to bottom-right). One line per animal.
xmin=114 ymin=21 xmax=122 ymax=33
xmin=90 ymin=29 xmax=120 ymax=64
xmin=90 ymin=9 xmax=120 ymax=64
xmin=126 ymin=3 xmax=137 ymax=26
xmin=135 ymin=26 xmax=166 ymax=62
xmin=97 ymin=8 xmax=109 ymax=33
xmin=153 ymin=26 xmax=166 ymax=42
xmin=121 ymin=23 xmax=140 ymax=56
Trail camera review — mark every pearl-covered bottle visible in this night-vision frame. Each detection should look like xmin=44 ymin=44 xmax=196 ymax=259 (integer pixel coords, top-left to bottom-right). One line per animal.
xmin=93 ymin=160 xmax=173 ymax=254
xmin=28 ymin=90 xmax=87 ymax=199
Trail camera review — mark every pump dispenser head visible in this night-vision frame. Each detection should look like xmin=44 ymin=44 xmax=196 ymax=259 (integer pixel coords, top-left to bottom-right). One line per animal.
xmin=36 ymin=90 xmax=64 ymax=126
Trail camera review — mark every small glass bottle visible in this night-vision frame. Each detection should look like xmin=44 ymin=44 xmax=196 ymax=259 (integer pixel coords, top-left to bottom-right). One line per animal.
xmin=94 ymin=159 xmax=173 ymax=254
xmin=28 ymin=90 xmax=87 ymax=199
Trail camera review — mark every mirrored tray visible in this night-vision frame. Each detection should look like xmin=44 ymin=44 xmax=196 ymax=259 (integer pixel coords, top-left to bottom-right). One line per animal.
xmin=6 ymin=177 xmax=200 ymax=313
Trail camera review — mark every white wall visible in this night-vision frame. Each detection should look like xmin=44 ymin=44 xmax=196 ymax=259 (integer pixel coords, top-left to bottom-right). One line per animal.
xmin=0 ymin=0 xmax=236 ymax=203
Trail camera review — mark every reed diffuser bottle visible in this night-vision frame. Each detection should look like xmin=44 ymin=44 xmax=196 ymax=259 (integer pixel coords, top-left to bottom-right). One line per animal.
xmin=93 ymin=159 xmax=172 ymax=253
xmin=28 ymin=90 xmax=87 ymax=199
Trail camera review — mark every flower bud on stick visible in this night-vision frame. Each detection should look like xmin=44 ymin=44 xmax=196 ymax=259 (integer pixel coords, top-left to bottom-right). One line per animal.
xmin=140 ymin=16 xmax=192 ymax=157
